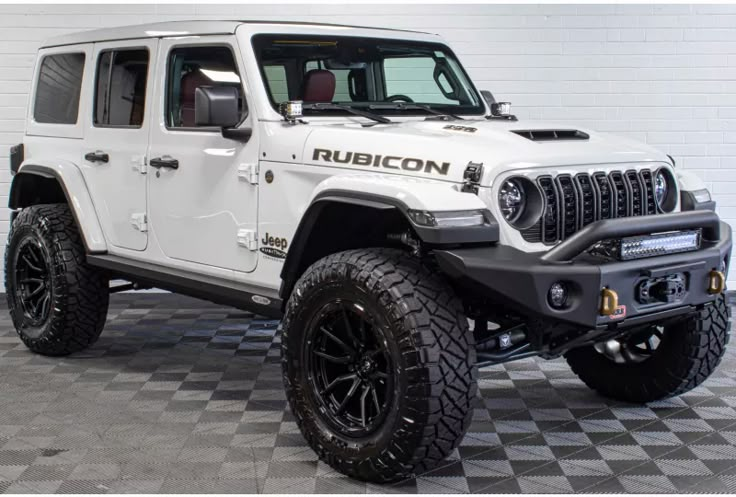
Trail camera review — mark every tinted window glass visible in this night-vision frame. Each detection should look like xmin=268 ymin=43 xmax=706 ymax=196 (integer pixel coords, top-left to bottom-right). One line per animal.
xmin=166 ymin=46 xmax=244 ymax=128
xmin=94 ymin=49 xmax=149 ymax=127
xmin=384 ymin=56 xmax=456 ymax=104
xmin=263 ymin=65 xmax=289 ymax=103
xmin=251 ymin=35 xmax=483 ymax=116
xmin=33 ymin=53 xmax=85 ymax=124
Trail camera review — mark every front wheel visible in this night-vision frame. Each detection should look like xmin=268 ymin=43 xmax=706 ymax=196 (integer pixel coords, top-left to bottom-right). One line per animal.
xmin=281 ymin=248 xmax=477 ymax=482
xmin=566 ymin=294 xmax=730 ymax=403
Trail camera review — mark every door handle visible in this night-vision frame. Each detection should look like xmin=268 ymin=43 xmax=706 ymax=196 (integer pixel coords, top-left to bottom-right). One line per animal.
xmin=84 ymin=151 xmax=109 ymax=163
xmin=149 ymin=156 xmax=179 ymax=170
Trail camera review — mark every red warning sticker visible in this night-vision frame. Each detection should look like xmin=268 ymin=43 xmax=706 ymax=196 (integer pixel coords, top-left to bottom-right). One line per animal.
xmin=610 ymin=305 xmax=626 ymax=320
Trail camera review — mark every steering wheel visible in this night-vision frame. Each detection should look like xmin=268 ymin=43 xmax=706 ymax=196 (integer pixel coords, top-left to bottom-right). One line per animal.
xmin=386 ymin=94 xmax=414 ymax=103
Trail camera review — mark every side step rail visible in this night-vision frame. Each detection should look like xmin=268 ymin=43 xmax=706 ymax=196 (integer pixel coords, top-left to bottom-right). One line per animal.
xmin=87 ymin=254 xmax=283 ymax=318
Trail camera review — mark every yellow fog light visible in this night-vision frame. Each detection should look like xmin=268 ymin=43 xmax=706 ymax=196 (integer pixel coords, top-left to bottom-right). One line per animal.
xmin=600 ymin=288 xmax=619 ymax=316
xmin=707 ymin=270 xmax=725 ymax=295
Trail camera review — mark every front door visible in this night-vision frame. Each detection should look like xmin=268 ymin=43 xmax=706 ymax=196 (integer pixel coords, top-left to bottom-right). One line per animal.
xmin=147 ymin=37 xmax=259 ymax=273
xmin=82 ymin=39 xmax=156 ymax=251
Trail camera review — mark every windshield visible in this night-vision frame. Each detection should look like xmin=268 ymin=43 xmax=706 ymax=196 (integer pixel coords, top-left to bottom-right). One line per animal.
xmin=252 ymin=34 xmax=485 ymax=117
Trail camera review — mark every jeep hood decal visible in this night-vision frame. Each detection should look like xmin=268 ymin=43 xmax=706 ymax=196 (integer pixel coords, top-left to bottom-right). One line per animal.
xmin=303 ymin=119 xmax=667 ymax=185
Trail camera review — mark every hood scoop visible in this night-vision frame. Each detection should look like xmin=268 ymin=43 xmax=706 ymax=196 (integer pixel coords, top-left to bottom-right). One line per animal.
xmin=512 ymin=129 xmax=589 ymax=141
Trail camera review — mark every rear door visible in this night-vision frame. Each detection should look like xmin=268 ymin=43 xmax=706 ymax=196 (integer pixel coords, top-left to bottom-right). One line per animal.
xmin=81 ymin=39 xmax=157 ymax=251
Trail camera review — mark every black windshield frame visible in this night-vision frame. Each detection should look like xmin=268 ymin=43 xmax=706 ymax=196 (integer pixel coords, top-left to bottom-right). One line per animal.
xmin=251 ymin=33 xmax=486 ymax=117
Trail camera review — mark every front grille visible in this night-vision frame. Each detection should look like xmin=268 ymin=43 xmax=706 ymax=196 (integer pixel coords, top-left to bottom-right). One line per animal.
xmin=521 ymin=168 xmax=659 ymax=245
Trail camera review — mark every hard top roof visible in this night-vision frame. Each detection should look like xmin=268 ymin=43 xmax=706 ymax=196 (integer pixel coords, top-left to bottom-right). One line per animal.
xmin=40 ymin=20 xmax=430 ymax=48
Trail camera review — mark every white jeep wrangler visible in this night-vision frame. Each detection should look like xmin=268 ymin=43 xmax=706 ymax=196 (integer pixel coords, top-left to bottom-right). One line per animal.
xmin=6 ymin=20 xmax=732 ymax=482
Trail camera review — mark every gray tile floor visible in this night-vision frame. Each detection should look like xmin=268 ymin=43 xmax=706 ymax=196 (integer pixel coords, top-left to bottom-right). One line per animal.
xmin=1 ymin=293 xmax=736 ymax=493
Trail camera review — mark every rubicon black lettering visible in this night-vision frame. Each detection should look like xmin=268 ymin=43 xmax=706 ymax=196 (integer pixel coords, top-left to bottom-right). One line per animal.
xmin=312 ymin=148 xmax=450 ymax=176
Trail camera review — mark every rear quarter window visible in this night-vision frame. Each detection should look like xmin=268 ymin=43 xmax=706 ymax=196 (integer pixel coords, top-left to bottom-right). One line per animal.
xmin=33 ymin=53 xmax=85 ymax=124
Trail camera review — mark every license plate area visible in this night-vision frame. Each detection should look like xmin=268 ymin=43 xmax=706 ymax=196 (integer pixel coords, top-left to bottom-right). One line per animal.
xmin=636 ymin=272 xmax=688 ymax=306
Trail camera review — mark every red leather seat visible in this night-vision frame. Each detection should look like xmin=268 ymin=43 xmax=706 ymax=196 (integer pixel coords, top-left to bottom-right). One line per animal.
xmin=301 ymin=69 xmax=336 ymax=102
xmin=179 ymin=70 xmax=211 ymax=127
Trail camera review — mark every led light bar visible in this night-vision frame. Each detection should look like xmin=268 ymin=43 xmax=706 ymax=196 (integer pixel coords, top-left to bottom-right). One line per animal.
xmin=619 ymin=230 xmax=701 ymax=261
xmin=408 ymin=210 xmax=487 ymax=228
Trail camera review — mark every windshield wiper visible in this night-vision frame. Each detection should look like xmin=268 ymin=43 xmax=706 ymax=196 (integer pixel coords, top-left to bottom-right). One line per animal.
xmin=301 ymin=103 xmax=392 ymax=124
xmin=367 ymin=103 xmax=463 ymax=120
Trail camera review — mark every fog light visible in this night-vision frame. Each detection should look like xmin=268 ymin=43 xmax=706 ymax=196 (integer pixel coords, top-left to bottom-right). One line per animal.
xmin=548 ymin=282 xmax=568 ymax=309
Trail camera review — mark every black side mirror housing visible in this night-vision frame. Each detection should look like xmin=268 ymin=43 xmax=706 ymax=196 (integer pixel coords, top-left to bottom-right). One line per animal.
xmin=194 ymin=86 xmax=241 ymax=128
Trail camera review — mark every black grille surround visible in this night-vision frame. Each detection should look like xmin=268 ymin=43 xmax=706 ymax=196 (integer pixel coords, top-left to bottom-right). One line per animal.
xmin=521 ymin=168 xmax=665 ymax=245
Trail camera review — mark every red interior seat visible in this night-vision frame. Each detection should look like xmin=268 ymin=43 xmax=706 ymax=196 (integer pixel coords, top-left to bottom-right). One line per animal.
xmin=301 ymin=69 xmax=336 ymax=102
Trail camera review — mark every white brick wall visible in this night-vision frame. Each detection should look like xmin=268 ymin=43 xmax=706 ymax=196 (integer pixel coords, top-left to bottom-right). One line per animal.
xmin=0 ymin=3 xmax=734 ymax=286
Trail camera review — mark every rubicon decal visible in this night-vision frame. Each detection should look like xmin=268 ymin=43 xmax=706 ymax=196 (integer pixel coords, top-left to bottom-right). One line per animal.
xmin=312 ymin=148 xmax=450 ymax=176
xmin=260 ymin=233 xmax=288 ymax=260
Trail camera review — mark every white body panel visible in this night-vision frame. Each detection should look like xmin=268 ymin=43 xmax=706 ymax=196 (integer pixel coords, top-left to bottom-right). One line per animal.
xmin=81 ymin=38 xmax=158 ymax=252
xmin=15 ymin=157 xmax=107 ymax=252
xmin=20 ymin=21 xmax=703 ymax=297
xmin=146 ymin=35 xmax=259 ymax=274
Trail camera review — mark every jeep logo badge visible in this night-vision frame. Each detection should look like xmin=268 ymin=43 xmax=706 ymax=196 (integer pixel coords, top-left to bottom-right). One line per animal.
xmin=260 ymin=233 xmax=288 ymax=260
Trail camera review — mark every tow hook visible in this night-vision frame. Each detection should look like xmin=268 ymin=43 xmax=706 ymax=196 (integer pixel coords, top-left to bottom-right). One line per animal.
xmin=708 ymin=270 xmax=726 ymax=295
xmin=599 ymin=288 xmax=619 ymax=316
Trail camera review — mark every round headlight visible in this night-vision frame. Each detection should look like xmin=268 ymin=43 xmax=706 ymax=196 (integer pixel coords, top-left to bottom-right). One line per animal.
xmin=499 ymin=179 xmax=525 ymax=223
xmin=498 ymin=176 xmax=545 ymax=230
xmin=654 ymin=168 xmax=677 ymax=213
xmin=654 ymin=170 xmax=668 ymax=207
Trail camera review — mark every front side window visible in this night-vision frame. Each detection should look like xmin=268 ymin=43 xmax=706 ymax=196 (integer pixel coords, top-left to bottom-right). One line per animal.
xmin=252 ymin=34 xmax=483 ymax=117
xmin=94 ymin=49 xmax=149 ymax=127
xmin=165 ymin=46 xmax=245 ymax=128
xmin=33 ymin=53 xmax=85 ymax=124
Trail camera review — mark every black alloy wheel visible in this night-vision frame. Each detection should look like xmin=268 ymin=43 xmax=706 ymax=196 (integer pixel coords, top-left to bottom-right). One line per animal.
xmin=305 ymin=299 xmax=392 ymax=438
xmin=282 ymin=248 xmax=477 ymax=482
xmin=5 ymin=204 xmax=110 ymax=356
xmin=13 ymin=236 xmax=52 ymax=328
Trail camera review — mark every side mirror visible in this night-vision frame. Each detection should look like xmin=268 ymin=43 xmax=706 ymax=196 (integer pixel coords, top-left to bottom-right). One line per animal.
xmin=195 ymin=86 xmax=252 ymax=141
xmin=195 ymin=86 xmax=241 ymax=128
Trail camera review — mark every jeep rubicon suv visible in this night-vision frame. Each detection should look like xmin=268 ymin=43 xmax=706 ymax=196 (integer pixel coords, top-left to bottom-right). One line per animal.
xmin=6 ymin=21 xmax=732 ymax=482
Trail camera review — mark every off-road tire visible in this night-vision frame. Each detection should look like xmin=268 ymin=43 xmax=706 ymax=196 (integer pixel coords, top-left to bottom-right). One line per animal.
xmin=5 ymin=204 xmax=109 ymax=356
xmin=281 ymin=248 xmax=477 ymax=482
xmin=565 ymin=294 xmax=730 ymax=403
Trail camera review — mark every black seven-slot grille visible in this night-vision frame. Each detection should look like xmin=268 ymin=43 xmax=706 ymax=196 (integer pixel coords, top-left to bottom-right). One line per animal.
xmin=521 ymin=169 xmax=660 ymax=245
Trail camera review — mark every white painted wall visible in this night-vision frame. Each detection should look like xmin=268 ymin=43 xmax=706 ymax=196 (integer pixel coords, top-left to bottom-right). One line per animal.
xmin=0 ymin=3 xmax=735 ymax=286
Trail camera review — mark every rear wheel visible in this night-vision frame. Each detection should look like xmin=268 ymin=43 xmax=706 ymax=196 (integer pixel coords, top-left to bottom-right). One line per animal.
xmin=566 ymin=294 xmax=730 ymax=403
xmin=5 ymin=204 xmax=109 ymax=356
xmin=282 ymin=248 xmax=477 ymax=482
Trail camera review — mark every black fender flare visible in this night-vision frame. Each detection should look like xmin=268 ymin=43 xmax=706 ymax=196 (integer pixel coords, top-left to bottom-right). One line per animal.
xmin=278 ymin=189 xmax=498 ymax=300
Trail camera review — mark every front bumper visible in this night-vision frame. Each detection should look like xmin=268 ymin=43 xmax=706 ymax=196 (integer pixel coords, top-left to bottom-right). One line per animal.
xmin=435 ymin=211 xmax=732 ymax=330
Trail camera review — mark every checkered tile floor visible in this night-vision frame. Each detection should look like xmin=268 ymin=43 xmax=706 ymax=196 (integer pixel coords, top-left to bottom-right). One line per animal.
xmin=0 ymin=294 xmax=735 ymax=493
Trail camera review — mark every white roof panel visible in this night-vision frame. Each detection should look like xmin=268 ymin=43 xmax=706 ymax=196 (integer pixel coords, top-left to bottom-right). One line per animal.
xmin=41 ymin=20 xmax=428 ymax=48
